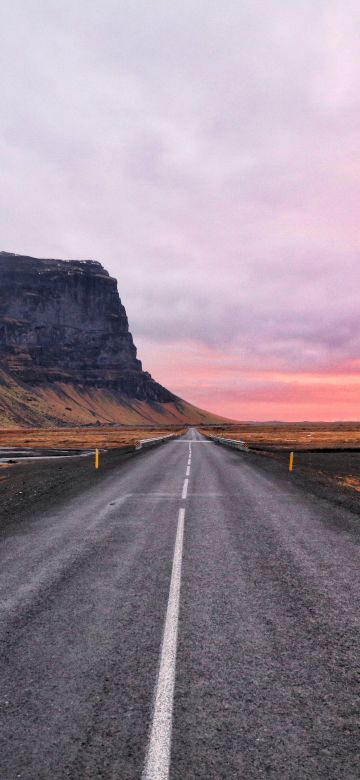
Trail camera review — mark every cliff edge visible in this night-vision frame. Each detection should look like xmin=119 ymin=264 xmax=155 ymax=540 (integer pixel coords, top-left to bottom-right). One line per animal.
xmin=0 ymin=253 xmax=226 ymax=427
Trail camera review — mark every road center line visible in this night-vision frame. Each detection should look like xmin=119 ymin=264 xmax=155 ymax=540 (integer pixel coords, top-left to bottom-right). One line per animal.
xmin=181 ymin=478 xmax=189 ymax=500
xmin=142 ymin=507 xmax=185 ymax=780
xmin=186 ymin=466 xmax=190 ymax=477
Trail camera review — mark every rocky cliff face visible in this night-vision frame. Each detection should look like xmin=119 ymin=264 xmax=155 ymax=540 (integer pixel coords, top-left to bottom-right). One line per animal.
xmin=0 ymin=252 xmax=175 ymax=403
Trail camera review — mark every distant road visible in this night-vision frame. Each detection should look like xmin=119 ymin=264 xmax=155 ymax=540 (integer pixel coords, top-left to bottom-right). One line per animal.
xmin=0 ymin=429 xmax=359 ymax=778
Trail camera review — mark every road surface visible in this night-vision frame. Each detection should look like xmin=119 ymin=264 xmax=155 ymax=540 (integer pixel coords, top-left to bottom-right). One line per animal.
xmin=0 ymin=429 xmax=359 ymax=778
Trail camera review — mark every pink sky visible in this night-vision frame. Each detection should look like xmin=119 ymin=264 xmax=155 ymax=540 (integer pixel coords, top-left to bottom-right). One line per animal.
xmin=0 ymin=2 xmax=359 ymax=420
xmin=139 ymin=341 xmax=360 ymax=420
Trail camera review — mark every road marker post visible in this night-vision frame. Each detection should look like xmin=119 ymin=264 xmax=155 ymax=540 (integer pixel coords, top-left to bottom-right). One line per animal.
xmin=289 ymin=451 xmax=294 ymax=472
xmin=95 ymin=448 xmax=99 ymax=470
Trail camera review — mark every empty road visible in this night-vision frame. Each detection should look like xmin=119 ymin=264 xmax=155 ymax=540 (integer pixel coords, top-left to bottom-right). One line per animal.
xmin=0 ymin=429 xmax=359 ymax=778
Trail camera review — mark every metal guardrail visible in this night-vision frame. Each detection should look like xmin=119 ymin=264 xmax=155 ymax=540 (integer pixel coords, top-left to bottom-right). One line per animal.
xmin=204 ymin=434 xmax=248 ymax=451
xmin=136 ymin=434 xmax=178 ymax=450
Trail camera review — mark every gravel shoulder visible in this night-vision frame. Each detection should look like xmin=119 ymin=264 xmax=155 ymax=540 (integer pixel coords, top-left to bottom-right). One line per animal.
xmin=212 ymin=444 xmax=360 ymax=517
xmin=0 ymin=448 xmax=138 ymax=530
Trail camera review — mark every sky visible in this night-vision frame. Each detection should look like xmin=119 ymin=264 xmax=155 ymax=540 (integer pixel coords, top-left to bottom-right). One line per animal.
xmin=0 ymin=0 xmax=359 ymax=420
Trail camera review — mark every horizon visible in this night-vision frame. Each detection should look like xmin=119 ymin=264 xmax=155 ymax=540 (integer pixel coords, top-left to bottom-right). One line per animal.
xmin=0 ymin=2 xmax=359 ymax=421
xmin=1 ymin=248 xmax=359 ymax=423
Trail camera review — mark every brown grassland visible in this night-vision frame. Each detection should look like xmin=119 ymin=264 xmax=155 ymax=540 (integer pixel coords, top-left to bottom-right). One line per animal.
xmin=1 ymin=422 xmax=360 ymax=452
xmin=0 ymin=426 xmax=187 ymax=450
xmin=201 ymin=422 xmax=360 ymax=497
xmin=200 ymin=422 xmax=360 ymax=450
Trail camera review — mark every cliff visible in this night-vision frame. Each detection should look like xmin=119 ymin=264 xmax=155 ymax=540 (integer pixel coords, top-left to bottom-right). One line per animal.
xmin=0 ymin=252 xmax=173 ymax=402
xmin=0 ymin=252 xmax=227 ymax=427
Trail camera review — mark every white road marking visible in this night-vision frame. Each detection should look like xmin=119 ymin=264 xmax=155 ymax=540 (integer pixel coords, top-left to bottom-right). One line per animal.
xmin=186 ymin=466 xmax=190 ymax=477
xmin=181 ymin=479 xmax=189 ymax=499
xmin=126 ymin=493 xmax=184 ymax=499
xmin=142 ymin=508 xmax=185 ymax=780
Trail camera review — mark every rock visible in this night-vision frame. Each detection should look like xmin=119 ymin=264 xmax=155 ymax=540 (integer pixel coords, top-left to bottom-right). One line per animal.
xmin=0 ymin=252 xmax=175 ymax=403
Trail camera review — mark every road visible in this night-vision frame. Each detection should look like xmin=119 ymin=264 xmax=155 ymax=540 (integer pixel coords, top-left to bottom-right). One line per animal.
xmin=0 ymin=428 xmax=359 ymax=779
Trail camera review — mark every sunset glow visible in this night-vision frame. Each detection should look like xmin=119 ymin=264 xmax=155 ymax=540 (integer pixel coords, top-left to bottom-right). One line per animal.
xmin=1 ymin=2 xmax=359 ymax=420
xmin=138 ymin=340 xmax=360 ymax=420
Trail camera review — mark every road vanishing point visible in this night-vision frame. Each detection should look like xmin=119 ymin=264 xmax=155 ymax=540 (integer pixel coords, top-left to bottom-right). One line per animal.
xmin=0 ymin=428 xmax=359 ymax=779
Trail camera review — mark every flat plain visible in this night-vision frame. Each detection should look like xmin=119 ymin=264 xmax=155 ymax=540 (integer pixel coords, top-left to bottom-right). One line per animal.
xmin=201 ymin=422 xmax=360 ymax=496
xmin=0 ymin=425 xmax=186 ymax=451
xmin=200 ymin=421 xmax=360 ymax=449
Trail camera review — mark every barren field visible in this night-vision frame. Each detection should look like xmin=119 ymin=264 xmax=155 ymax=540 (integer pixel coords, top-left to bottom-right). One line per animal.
xmin=0 ymin=425 xmax=186 ymax=451
xmin=262 ymin=449 xmax=360 ymax=494
xmin=200 ymin=422 xmax=360 ymax=450
xmin=201 ymin=423 xmax=360 ymax=499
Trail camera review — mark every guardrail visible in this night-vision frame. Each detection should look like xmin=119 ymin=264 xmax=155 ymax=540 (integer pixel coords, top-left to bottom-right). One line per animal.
xmin=204 ymin=434 xmax=249 ymax=451
xmin=136 ymin=433 xmax=178 ymax=450
xmin=94 ymin=433 xmax=180 ymax=468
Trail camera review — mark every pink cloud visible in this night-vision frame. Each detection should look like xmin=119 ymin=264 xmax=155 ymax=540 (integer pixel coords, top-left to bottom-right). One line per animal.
xmin=139 ymin=339 xmax=360 ymax=420
xmin=1 ymin=2 xmax=360 ymax=420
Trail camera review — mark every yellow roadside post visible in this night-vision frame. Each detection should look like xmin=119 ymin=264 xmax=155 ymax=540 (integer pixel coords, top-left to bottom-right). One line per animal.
xmin=289 ymin=451 xmax=294 ymax=472
xmin=95 ymin=448 xmax=99 ymax=470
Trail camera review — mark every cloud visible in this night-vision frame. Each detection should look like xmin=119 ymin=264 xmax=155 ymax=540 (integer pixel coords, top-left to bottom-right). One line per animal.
xmin=0 ymin=1 xmax=359 ymax=418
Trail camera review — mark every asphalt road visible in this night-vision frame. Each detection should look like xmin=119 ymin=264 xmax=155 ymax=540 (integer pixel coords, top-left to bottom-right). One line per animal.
xmin=0 ymin=429 xmax=359 ymax=779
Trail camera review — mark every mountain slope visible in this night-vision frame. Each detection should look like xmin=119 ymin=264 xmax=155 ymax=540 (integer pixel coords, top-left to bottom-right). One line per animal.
xmin=0 ymin=253 xmax=228 ymax=427
xmin=0 ymin=367 xmax=225 ymax=427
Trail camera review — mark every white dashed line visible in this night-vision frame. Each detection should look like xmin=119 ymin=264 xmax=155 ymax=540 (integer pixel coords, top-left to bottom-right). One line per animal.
xmin=142 ymin=507 xmax=185 ymax=780
xmin=181 ymin=479 xmax=189 ymax=500
xmin=142 ymin=445 xmax=192 ymax=778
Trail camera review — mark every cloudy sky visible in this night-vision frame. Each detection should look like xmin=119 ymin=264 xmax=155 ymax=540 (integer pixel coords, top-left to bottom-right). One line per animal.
xmin=1 ymin=1 xmax=360 ymax=420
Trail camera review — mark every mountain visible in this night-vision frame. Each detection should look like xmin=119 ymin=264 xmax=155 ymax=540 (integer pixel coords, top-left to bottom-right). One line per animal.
xmin=0 ymin=252 xmax=227 ymax=427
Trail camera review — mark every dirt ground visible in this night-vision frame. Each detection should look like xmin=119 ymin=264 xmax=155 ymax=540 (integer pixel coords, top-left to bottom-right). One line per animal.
xmin=0 ymin=447 xmax=141 ymax=529
xmin=259 ymin=449 xmax=360 ymax=494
